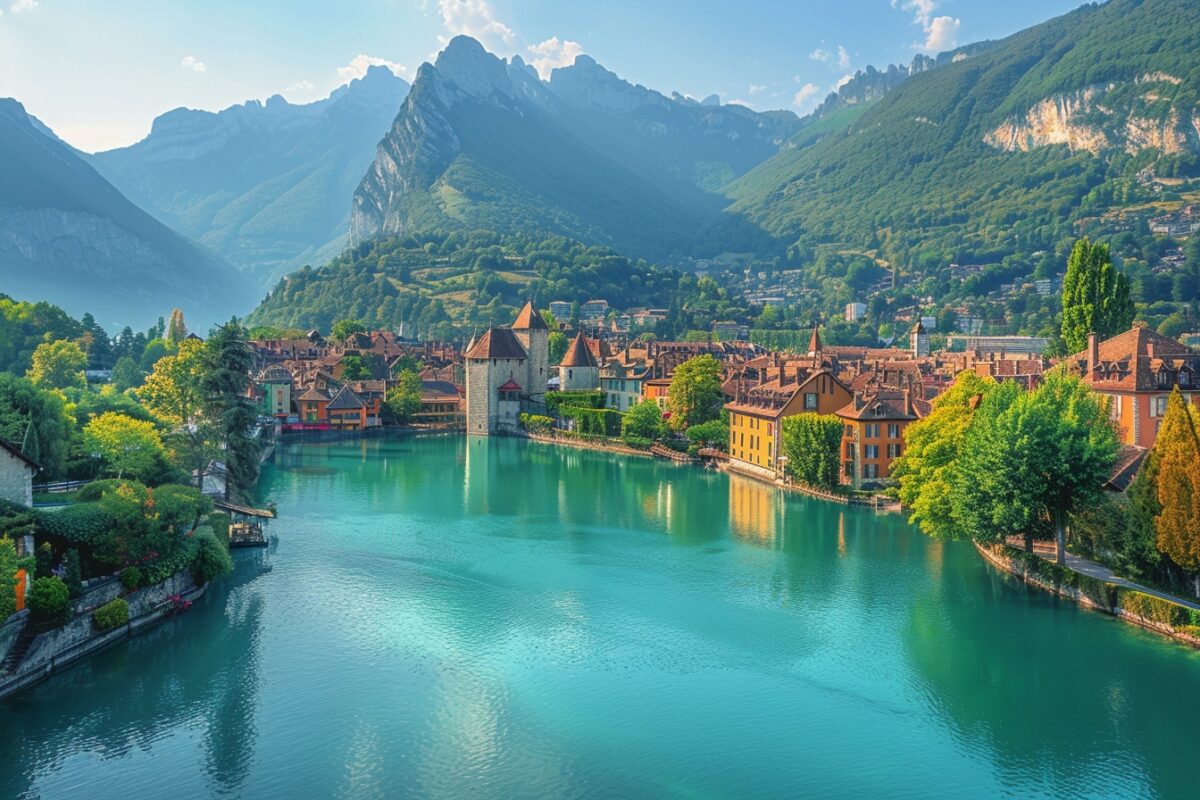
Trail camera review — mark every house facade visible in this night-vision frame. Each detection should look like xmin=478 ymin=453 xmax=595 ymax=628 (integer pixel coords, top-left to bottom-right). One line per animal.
xmin=836 ymin=390 xmax=921 ymax=488
xmin=0 ymin=439 xmax=38 ymax=507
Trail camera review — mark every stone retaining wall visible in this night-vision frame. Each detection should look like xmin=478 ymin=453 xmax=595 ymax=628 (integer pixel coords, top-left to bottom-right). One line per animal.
xmin=0 ymin=569 xmax=206 ymax=700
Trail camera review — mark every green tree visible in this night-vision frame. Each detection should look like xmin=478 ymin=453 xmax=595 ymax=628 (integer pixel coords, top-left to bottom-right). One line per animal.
xmin=29 ymin=576 xmax=71 ymax=630
xmin=331 ymin=318 xmax=367 ymax=341
xmin=390 ymin=354 xmax=422 ymax=376
xmin=621 ymin=399 xmax=665 ymax=442
xmin=666 ymin=354 xmax=724 ymax=431
xmin=1157 ymin=313 xmax=1189 ymax=340
xmin=201 ymin=321 xmax=261 ymax=492
xmin=26 ymin=339 xmax=87 ymax=390
xmin=1152 ymin=388 xmax=1200 ymax=596
xmin=894 ymin=371 xmax=997 ymax=540
xmin=340 ymin=354 xmax=369 ymax=381
xmin=548 ymin=331 xmax=569 ymax=365
xmin=138 ymin=337 xmax=206 ymax=427
xmin=781 ymin=413 xmax=844 ymax=491
xmin=0 ymin=373 xmax=76 ymax=478
xmin=82 ymin=412 xmax=166 ymax=481
xmin=165 ymin=308 xmax=189 ymax=344
xmin=111 ymin=355 xmax=143 ymax=392
xmin=1061 ymin=238 xmax=1135 ymax=354
xmin=385 ymin=370 xmax=423 ymax=423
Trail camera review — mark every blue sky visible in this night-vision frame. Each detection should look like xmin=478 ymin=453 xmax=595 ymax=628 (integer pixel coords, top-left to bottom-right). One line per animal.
xmin=0 ymin=0 xmax=1084 ymax=152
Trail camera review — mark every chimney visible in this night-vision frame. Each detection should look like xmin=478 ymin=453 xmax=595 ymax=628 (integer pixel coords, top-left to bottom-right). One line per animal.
xmin=902 ymin=387 xmax=911 ymax=415
xmin=1087 ymin=332 xmax=1098 ymax=376
xmin=1146 ymin=340 xmax=1155 ymax=360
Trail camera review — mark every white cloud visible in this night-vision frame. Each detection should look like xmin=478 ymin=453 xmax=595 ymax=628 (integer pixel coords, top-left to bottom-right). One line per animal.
xmin=835 ymin=73 xmax=854 ymax=90
xmin=526 ymin=37 xmax=583 ymax=79
xmin=793 ymin=82 xmax=821 ymax=109
xmin=284 ymin=80 xmax=317 ymax=99
xmin=923 ymin=16 xmax=960 ymax=52
xmin=749 ymin=84 xmax=766 ymax=96
xmin=726 ymin=98 xmax=752 ymax=107
xmin=437 ymin=0 xmax=516 ymax=53
xmin=894 ymin=0 xmax=960 ymax=53
xmin=809 ymin=48 xmax=831 ymax=63
xmin=811 ymin=44 xmax=851 ymax=70
xmin=836 ymin=45 xmax=851 ymax=70
xmin=180 ymin=55 xmax=206 ymax=73
xmin=335 ymin=54 xmax=409 ymax=83
xmin=9 ymin=0 xmax=38 ymax=12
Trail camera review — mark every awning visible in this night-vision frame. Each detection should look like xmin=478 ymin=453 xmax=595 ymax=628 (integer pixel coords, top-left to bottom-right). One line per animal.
xmin=214 ymin=500 xmax=276 ymax=518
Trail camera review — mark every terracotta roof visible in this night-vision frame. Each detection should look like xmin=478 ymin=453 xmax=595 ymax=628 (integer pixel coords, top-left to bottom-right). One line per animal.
xmin=464 ymin=327 xmax=528 ymax=360
xmin=298 ymin=387 xmax=330 ymax=402
xmin=836 ymin=390 xmax=919 ymax=421
xmin=511 ymin=301 xmax=549 ymax=331
xmin=807 ymin=326 xmax=821 ymax=354
xmin=327 ymin=385 xmax=365 ymax=410
xmin=421 ymin=380 xmax=462 ymax=400
xmin=0 ymin=437 xmax=39 ymax=471
xmin=498 ymin=378 xmax=523 ymax=392
xmin=559 ymin=332 xmax=598 ymax=368
xmin=1071 ymin=326 xmax=1200 ymax=393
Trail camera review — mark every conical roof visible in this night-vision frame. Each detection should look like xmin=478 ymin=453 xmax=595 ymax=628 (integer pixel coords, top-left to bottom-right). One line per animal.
xmin=512 ymin=301 xmax=549 ymax=330
xmin=559 ymin=332 xmax=598 ymax=368
xmin=807 ymin=325 xmax=822 ymax=355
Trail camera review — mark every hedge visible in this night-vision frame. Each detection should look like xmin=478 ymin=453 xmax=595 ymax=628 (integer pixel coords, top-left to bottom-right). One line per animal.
xmin=1119 ymin=589 xmax=1200 ymax=629
xmin=35 ymin=503 xmax=113 ymax=546
xmin=545 ymin=390 xmax=604 ymax=415
xmin=559 ymin=406 xmax=622 ymax=437
xmin=93 ymin=598 xmax=129 ymax=631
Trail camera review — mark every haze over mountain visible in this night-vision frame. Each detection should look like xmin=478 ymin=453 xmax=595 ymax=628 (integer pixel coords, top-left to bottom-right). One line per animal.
xmin=0 ymin=98 xmax=244 ymax=330
xmin=91 ymin=66 xmax=410 ymax=286
xmin=351 ymin=36 xmax=801 ymax=261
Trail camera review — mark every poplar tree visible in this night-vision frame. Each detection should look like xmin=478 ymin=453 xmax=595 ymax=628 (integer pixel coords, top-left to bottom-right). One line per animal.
xmin=1153 ymin=388 xmax=1200 ymax=597
xmin=781 ymin=413 xmax=843 ymax=491
xmin=1061 ymin=238 xmax=1135 ymax=354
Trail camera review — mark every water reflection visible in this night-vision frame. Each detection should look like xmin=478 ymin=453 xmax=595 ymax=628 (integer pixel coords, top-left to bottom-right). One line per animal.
xmin=901 ymin=544 xmax=1200 ymax=798
xmin=0 ymin=553 xmax=270 ymax=799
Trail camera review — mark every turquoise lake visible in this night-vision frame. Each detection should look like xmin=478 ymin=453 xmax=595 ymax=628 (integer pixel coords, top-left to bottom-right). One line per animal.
xmin=2 ymin=435 xmax=1200 ymax=798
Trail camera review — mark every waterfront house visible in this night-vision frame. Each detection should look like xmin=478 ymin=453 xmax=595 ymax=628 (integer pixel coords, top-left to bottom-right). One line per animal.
xmin=298 ymin=386 xmax=331 ymax=424
xmin=1069 ymin=326 xmax=1200 ymax=448
xmin=417 ymin=381 xmax=465 ymax=425
xmin=327 ymin=385 xmax=368 ymax=430
xmin=0 ymin=437 xmax=38 ymax=507
xmin=725 ymin=367 xmax=852 ymax=480
xmin=256 ymin=365 xmax=294 ymax=419
xmin=464 ymin=303 xmax=550 ymax=435
xmin=836 ymin=389 xmax=925 ymax=488
xmin=600 ymin=360 xmax=651 ymax=412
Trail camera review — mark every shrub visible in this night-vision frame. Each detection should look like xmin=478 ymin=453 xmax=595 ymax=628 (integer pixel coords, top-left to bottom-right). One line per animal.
xmin=76 ymin=479 xmax=124 ymax=503
xmin=1119 ymin=589 xmax=1192 ymax=628
xmin=63 ymin=548 xmax=83 ymax=599
xmin=545 ymin=390 xmax=604 ymax=415
xmin=92 ymin=598 xmax=129 ymax=631
xmin=519 ymin=413 xmax=555 ymax=435
xmin=35 ymin=503 xmax=114 ymax=547
xmin=190 ymin=530 xmax=233 ymax=585
xmin=120 ymin=566 xmax=144 ymax=592
xmin=622 ymin=435 xmax=653 ymax=450
xmin=35 ymin=541 xmax=53 ymax=579
xmin=29 ymin=576 xmax=71 ymax=630
xmin=622 ymin=399 xmax=665 ymax=443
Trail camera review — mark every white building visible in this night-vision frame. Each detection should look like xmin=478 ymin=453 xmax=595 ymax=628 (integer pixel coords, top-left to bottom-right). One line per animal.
xmin=549 ymin=300 xmax=572 ymax=320
xmin=464 ymin=303 xmax=550 ymax=435
xmin=844 ymin=302 xmax=867 ymax=321
xmin=580 ymin=299 xmax=609 ymax=321
xmin=0 ymin=439 xmax=38 ymax=507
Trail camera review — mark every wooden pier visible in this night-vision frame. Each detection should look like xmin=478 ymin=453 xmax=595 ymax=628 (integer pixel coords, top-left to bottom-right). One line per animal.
xmin=215 ymin=501 xmax=276 ymax=548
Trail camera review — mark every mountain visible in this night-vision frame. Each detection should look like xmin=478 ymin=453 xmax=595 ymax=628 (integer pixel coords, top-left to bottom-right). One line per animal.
xmin=725 ymin=0 xmax=1200 ymax=269
xmin=0 ymin=98 xmax=244 ymax=330
xmin=91 ymin=66 xmax=410 ymax=285
xmin=350 ymin=36 xmax=800 ymax=261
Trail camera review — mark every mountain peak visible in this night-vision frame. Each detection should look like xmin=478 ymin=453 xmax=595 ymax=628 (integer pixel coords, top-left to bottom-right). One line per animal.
xmin=433 ymin=35 xmax=510 ymax=98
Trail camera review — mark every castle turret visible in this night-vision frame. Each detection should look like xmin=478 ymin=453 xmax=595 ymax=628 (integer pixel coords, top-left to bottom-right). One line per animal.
xmin=511 ymin=301 xmax=549 ymax=398
xmin=558 ymin=331 xmax=600 ymax=391
xmin=910 ymin=319 xmax=930 ymax=358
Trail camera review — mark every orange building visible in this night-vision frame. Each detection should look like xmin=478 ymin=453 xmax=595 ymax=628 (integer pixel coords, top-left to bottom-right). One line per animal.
xmin=298 ymin=387 xmax=330 ymax=423
xmin=643 ymin=378 xmax=672 ymax=408
xmin=1069 ymin=327 xmax=1200 ymax=449
xmin=725 ymin=369 xmax=852 ymax=479
xmin=327 ymin=385 xmax=367 ymax=430
xmin=836 ymin=389 xmax=925 ymax=488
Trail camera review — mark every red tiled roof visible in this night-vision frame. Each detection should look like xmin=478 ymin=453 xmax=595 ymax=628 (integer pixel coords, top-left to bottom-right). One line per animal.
xmin=465 ymin=327 xmax=528 ymax=360
xmin=559 ymin=332 xmax=598 ymax=368
xmin=498 ymin=378 xmax=523 ymax=392
xmin=1071 ymin=327 xmax=1200 ymax=392
xmin=511 ymin=302 xmax=549 ymax=331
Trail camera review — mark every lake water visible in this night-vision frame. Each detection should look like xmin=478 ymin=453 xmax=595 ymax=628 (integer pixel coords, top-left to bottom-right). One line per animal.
xmin=2 ymin=435 xmax=1199 ymax=799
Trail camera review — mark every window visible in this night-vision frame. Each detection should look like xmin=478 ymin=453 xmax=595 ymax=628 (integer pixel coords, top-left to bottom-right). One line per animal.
xmin=887 ymin=423 xmax=900 ymax=439
xmin=864 ymin=445 xmax=879 ymax=459
xmin=863 ymin=464 xmax=878 ymax=479
xmin=1110 ymin=395 xmax=1122 ymax=420
xmin=1182 ymin=371 xmax=1191 ymax=387
xmin=1153 ymin=396 xmax=1168 ymax=417
xmin=864 ymin=423 xmax=879 ymax=438
xmin=887 ymin=444 xmax=901 ymax=459
xmin=845 ymin=425 xmax=854 ymax=437
xmin=804 ymin=392 xmax=818 ymax=410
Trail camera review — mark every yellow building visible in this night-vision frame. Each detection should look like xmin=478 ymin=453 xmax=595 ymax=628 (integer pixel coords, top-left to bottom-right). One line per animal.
xmin=725 ymin=368 xmax=851 ymax=479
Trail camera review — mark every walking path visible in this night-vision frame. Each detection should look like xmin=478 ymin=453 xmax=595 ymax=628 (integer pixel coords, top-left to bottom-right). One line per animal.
xmin=1008 ymin=538 xmax=1200 ymax=612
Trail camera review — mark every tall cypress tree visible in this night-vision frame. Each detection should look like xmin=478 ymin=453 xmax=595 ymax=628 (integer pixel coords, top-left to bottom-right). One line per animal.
xmin=201 ymin=320 xmax=260 ymax=494
xmin=1061 ymin=238 xmax=1135 ymax=354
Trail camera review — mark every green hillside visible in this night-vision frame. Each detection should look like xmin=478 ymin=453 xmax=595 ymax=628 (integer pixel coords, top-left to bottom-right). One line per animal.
xmin=724 ymin=0 xmax=1200 ymax=271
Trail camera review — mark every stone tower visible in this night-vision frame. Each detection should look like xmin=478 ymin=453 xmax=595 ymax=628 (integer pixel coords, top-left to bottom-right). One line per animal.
xmin=558 ymin=331 xmax=600 ymax=390
xmin=910 ymin=319 xmax=930 ymax=358
xmin=511 ymin=301 xmax=549 ymax=400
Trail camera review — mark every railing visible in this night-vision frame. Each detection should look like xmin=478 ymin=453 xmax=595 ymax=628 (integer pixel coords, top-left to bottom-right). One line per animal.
xmin=32 ymin=480 xmax=89 ymax=494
